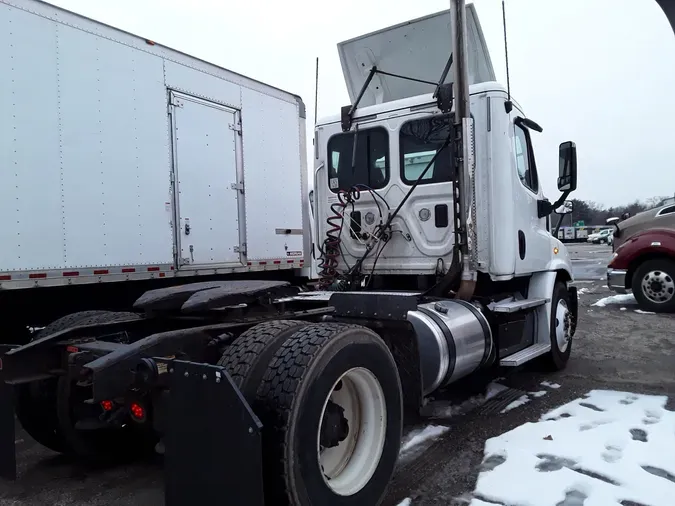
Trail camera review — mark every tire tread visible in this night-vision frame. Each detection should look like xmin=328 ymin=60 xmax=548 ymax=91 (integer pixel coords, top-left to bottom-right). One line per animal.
xmin=255 ymin=323 xmax=362 ymax=504
xmin=216 ymin=320 xmax=308 ymax=399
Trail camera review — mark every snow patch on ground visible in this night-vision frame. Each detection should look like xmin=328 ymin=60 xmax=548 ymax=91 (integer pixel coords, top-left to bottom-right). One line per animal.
xmin=541 ymin=381 xmax=561 ymax=389
xmin=620 ymin=307 xmax=627 ymax=311
xmin=500 ymin=394 xmax=530 ymax=414
xmin=635 ymin=309 xmax=656 ymax=315
xmin=468 ymin=390 xmax=675 ymax=506
xmin=592 ymin=293 xmax=637 ymax=307
xmin=577 ymin=287 xmax=590 ymax=295
xmin=530 ymin=390 xmax=548 ymax=398
xmin=396 ymin=499 xmax=411 ymax=506
xmin=400 ymin=425 xmax=449 ymax=454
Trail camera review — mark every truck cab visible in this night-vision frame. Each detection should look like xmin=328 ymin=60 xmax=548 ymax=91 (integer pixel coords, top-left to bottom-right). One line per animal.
xmin=312 ymin=5 xmax=573 ymax=289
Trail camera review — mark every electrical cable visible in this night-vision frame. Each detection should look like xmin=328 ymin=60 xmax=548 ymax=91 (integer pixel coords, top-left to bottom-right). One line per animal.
xmin=346 ymin=131 xmax=454 ymax=280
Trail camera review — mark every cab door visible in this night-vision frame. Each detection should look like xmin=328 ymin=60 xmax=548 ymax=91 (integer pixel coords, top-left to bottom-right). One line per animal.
xmin=512 ymin=118 xmax=552 ymax=275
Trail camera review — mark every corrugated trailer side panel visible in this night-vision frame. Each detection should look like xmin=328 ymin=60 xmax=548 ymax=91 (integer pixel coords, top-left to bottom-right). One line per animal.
xmin=241 ymin=88 xmax=304 ymax=261
xmin=0 ymin=0 xmax=309 ymax=287
xmin=58 ymin=24 xmax=173 ymax=269
xmin=0 ymin=2 xmax=173 ymax=271
xmin=0 ymin=8 xmax=63 ymax=270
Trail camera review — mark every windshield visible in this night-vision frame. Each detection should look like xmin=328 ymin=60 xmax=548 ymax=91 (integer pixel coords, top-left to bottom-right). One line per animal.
xmin=327 ymin=127 xmax=389 ymax=192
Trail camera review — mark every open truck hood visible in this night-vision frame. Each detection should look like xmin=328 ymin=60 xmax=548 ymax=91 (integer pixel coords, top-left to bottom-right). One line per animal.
xmin=337 ymin=4 xmax=495 ymax=107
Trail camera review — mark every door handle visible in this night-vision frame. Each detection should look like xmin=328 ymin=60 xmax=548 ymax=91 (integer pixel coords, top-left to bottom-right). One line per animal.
xmin=185 ymin=221 xmax=191 ymax=236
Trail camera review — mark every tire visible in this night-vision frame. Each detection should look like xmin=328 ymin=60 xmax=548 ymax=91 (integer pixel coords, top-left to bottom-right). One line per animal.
xmin=256 ymin=323 xmax=402 ymax=506
xmin=56 ymin=373 xmax=156 ymax=462
xmin=15 ymin=310 xmax=116 ymax=452
xmin=632 ymin=258 xmax=675 ymax=313
xmin=15 ymin=311 xmax=141 ymax=456
xmin=217 ymin=320 xmax=309 ymax=401
xmin=541 ymin=281 xmax=572 ymax=371
xmin=52 ymin=312 xmax=154 ymax=461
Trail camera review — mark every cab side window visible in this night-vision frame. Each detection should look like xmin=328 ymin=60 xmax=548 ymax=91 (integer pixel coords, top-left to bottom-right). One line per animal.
xmin=513 ymin=124 xmax=538 ymax=193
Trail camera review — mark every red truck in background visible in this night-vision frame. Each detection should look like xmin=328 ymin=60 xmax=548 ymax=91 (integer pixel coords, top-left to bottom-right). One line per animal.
xmin=607 ymin=227 xmax=675 ymax=312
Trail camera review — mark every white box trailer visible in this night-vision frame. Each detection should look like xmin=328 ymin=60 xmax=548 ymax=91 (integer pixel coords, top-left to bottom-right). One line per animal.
xmin=0 ymin=0 xmax=310 ymax=334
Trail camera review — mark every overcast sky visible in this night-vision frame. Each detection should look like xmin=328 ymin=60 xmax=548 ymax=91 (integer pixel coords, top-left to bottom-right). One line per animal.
xmin=50 ymin=0 xmax=675 ymax=207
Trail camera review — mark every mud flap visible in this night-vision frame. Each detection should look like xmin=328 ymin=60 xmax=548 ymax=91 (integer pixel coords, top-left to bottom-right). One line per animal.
xmin=567 ymin=286 xmax=578 ymax=336
xmin=162 ymin=360 xmax=265 ymax=506
xmin=0 ymin=348 xmax=16 ymax=480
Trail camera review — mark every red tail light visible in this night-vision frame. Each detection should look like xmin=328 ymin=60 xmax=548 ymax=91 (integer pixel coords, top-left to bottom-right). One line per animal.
xmin=101 ymin=400 xmax=113 ymax=411
xmin=129 ymin=401 xmax=146 ymax=422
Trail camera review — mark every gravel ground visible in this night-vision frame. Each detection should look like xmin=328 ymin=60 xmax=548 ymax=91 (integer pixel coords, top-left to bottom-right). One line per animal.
xmin=1 ymin=243 xmax=673 ymax=506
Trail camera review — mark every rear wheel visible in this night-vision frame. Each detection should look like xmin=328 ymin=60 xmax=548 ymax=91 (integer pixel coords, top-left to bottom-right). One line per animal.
xmin=632 ymin=259 xmax=675 ymax=313
xmin=217 ymin=320 xmax=309 ymax=401
xmin=15 ymin=310 xmax=117 ymax=452
xmin=256 ymin=323 xmax=402 ymax=506
xmin=15 ymin=311 xmax=141 ymax=455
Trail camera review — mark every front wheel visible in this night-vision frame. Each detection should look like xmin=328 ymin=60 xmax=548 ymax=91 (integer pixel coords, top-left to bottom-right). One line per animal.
xmin=632 ymin=259 xmax=675 ymax=313
xmin=542 ymin=281 xmax=573 ymax=371
xmin=256 ymin=323 xmax=402 ymax=506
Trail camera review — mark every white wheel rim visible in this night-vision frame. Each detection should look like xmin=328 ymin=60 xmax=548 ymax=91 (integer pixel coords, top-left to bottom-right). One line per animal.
xmin=555 ymin=299 xmax=571 ymax=352
xmin=317 ymin=367 xmax=387 ymax=496
xmin=641 ymin=270 xmax=675 ymax=304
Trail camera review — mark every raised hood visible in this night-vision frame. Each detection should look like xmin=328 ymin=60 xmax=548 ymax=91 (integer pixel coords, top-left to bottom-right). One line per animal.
xmin=338 ymin=4 xmax=495 ymax=107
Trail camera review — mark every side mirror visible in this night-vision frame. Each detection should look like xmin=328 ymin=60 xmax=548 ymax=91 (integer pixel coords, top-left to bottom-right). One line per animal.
xmin=606 ymin=217 xmax=619 ymax=225
xmin=557 ymin=141 xmax=577 ymax=192
xmin=555 ymin=200 xmax=574 ymax=215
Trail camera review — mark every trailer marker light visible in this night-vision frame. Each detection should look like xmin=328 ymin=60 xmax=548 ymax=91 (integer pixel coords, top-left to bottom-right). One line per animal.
xmin=0 ymin=275 xmax=11 ymax=281
xmin=101 ymin=400 xmax=113 ymax=411
xmin=29 ymin=273 xmax=47 ymax=279
xmin=94 ymin=269 xmax=109 ymax=275
xmin=66 ymin=345 xmax=79 ymax=353
xmin=129 ymin=402 xmax=146 ymax=422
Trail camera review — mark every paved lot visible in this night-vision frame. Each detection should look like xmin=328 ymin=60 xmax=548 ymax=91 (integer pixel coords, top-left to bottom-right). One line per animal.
xmin=1 ymin=243 xmax=673 ymax=506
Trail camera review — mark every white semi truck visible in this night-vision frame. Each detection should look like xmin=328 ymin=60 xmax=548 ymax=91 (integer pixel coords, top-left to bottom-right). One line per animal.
xmin=1 ymin=1 xmax=582 ymax=505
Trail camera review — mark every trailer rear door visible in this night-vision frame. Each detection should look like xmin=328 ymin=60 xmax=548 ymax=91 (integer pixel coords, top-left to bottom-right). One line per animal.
xmin=170 ymin=92 xmax=243 ymax=268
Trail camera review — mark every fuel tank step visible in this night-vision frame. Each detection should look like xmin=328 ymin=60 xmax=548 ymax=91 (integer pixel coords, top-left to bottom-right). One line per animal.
xmin=490 ymin=297 xmax=548 ymax=313
xmin=500 ymin=343 xmax=551 ymax=366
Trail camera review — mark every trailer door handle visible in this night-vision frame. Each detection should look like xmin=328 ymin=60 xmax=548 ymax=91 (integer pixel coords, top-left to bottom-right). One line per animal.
xmin=185 ymin=221 xmax=191 ymax=236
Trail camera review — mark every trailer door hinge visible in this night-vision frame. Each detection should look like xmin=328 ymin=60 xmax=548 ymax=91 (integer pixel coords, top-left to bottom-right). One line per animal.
xmin=234 ymin=243 xmax=247 ymax=255
xmin=170 ymin=96 xmax=184 ymax=108
xmin=230 ymin=182 xmax=244 ymax=193
xmin=229 ymin=123 xmax=242 ymax=134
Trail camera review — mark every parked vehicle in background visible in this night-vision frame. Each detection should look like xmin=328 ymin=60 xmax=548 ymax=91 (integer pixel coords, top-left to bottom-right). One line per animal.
xmin=607 ymin=228 xmax=675 ymax=312
xmin=587 ymin=229 xmax=613 ymax=245
xmin=608 ymin=198 xmax=675 ymax=250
